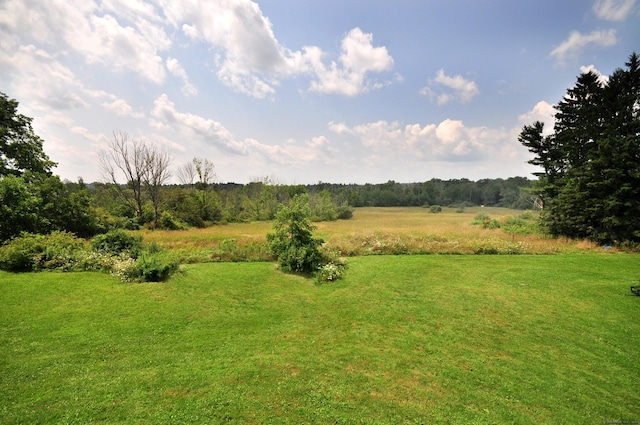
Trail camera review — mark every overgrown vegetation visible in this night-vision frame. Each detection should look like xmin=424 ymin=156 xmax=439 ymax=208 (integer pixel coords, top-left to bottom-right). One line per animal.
xmin=267 ymin=193 xmax=346 ymax=282
xmin=0 ymin=230 xmax=180 ymax=282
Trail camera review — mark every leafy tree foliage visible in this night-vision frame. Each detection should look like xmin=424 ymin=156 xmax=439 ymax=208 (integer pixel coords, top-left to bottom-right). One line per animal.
xmin=519 ymin=52 xmax=640 ymax=244
xmin=1 ymin=92 xmax=55 ymax=177
xmin=267 ymin=194 xmax=324 ymax=274
xmin=0 ymin=173 xmax=100 ymax=242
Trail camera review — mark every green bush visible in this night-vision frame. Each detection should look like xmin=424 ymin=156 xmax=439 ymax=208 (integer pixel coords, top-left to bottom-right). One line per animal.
xmin=429 ymin=205 xmax=442 ymax=213
xmin=336 ymin=205 xmax=354 ymax=220
xmin=90 ymin=229 xmax=143 ymax=258
xmin=134 ymin=252 xmax=181 ymax=282
xmin=0 ymin=232 xmax=85 ymax=272
xmin=315 ymin=247 xmax=347 ymax=284
xmin=502 ymin=215 xmax=539 ymax=235
xmin=158 ymin=211 xmax=190 ymax=230
xmin=267 ymin=194 xmax=325 ymax=274
xmin=472 ymin=212 xmax=500 ymax=229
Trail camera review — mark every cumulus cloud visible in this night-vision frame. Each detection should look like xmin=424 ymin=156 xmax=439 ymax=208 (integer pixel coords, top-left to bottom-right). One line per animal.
xmin=518 ymin=101 xmax=556 ymax=135
xmin=550 ymin=29 xmax=617 ymax=64
xmin=166 ymin=57 xmax=198 ymax=96
xmin=419 ymin=69 xmax=480 ymax=105
xmin=329 ymin=119 xmax=514 ymax=163
xmin=1 ymin=0 xmax=396 ymax=99
xmin=579 ymin=64 xmax=610 ymax=85
xmin=151 ymin=94 xmax=248 ymax=154
xmin=160 ymin=0 xmax=304 ymax=98
xmin=593 ymin=0 xmax=636 ymax=20
xmin=307 ymin=28 xmax=395 ymax=96
xmin=160 ymin=1 xmax=396 ymax=98
xmin=102 ymin=98 xmax=145 ymax=119
xmin=0 ymin=43 xmax=88 ymax=112
xmin=0 ymin=0 xmax=170 ymax=84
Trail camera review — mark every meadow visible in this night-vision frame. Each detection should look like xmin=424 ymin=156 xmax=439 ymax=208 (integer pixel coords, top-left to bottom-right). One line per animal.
xmin=1 ymin=207 xmax=639 ymax=424
xmin=140 ymin=207 xmax=607 ymax=263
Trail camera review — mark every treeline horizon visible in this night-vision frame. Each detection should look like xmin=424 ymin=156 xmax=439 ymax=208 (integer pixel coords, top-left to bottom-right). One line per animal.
xmin=208 ymin=176 xmax=534 ymax=209
xmin=74 ymin=175 xmax=535 ymax=231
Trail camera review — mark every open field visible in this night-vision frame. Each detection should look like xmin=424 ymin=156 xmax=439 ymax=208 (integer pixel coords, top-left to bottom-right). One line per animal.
xmin=1 ymin=254 xmax=639 ymax=424
xmin=139 ymin=207 xmax=608 ymax=263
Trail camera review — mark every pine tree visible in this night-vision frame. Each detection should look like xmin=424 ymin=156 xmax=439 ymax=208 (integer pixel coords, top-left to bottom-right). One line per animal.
xmin=519 ymin=52 xmax=640 ymax=244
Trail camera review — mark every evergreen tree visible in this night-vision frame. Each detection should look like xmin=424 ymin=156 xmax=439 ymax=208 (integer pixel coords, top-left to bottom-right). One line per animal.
xmin=519 ymin=52 xmax=640 ymax=244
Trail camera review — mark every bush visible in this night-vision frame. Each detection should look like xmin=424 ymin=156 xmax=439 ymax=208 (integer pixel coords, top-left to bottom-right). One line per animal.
xmin=472 ymin=212 xmax=500 ymax=229
xmin=0 ymin=232 xmax=85 ymax=272
xmin=134 ymin=252 xmax=181 ymax=282
xmin=158 ymin=211 xmax=190 ymax=230
xmin=315 ymin=246 xmax=347 ymax=284
xmin=336 ymin=205 xmax=354 ymax=220
xmin=267 ymin=194 xmax=325 ymax=274
xmin=429 ymin=205 xmax=442 ymax=213
xmin=90 ymin=229 xmax=143 ymax=258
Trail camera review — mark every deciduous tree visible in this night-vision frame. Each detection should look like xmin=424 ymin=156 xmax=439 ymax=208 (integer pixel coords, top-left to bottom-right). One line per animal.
xmin=0 ymin=92 xmax=55 ymax=177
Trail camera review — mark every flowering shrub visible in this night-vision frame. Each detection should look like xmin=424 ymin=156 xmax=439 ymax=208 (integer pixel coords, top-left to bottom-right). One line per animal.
xmin=316 ymin=260 xmax=347 ymax=283
xmin=0 ymin=231 xmax=181 ymax=283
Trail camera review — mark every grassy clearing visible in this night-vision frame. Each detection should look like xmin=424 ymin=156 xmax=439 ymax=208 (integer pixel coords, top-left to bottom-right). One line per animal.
xmin=2 ymin=254 xmax=639 ymax=424
xmin=139 ymin=207 xmax=609 ymax=263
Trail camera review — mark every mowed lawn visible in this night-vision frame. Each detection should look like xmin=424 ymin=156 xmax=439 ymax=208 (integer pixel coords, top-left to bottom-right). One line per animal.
xmin=1 ymin=254 xmax=639 ymax=424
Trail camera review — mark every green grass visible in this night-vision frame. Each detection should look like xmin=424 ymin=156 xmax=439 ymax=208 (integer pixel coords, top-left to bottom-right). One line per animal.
xmin=2 ymin=254 xmax=639 ymax=424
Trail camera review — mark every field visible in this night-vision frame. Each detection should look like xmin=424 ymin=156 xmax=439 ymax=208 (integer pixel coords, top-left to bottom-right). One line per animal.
xmin=139 ymin=207 xmax=607 ymax=263
xmin=1 ymin=208 xmax=639 ymax=424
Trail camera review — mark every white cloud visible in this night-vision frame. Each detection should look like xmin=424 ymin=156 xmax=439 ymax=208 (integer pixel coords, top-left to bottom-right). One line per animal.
xmin=102 ymin=98 xmax=145 ymax=119
xmin=160 ymin=0 xmax=303 ymax=98
xmin=166 ymin=57 xmax=198 ymax=96
xmin=330 ymin=119 xmax=515 ymax=163
xmin=0 ymin=43 xmax=88 ymax=112
xmin=0 ymin=0 xmax=170 ymax=84
xmin=150 ymin=94 xmax=248 ymax=155
xmin=419 ymin=69 xmax=480 ymax=105
xmin=1 ymin=1 xmax=395 ymax=99
xmin=550 ymin=29 xmax=617 ymax=64
xmin=579 ymin=64 xmax=610 ymax=85
xmin=307 ymin=28 xmax=395 ymax=96
xmin=593 ymin=0 xmax=636 ymax=20
xmin=518 ymin=101 xmax=556 ymax=136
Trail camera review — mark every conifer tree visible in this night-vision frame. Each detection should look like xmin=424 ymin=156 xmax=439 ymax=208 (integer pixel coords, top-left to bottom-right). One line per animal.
xmin=519 ymin=52 xmax=640 ymax=244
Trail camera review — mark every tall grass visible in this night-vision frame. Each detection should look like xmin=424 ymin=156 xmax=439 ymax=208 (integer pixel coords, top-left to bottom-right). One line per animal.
xmin=139 ymin=207 xmax=608 ymax=262
xmin=1 ymin=254 xmax=638 ymax=423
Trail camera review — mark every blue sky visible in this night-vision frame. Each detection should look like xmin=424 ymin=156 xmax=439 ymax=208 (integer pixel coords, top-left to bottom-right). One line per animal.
xmin=1 ymin=0 xmax=638 ymax=184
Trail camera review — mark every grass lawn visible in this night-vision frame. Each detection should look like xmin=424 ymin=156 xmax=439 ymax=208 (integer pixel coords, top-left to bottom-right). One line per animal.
xmin=1 ymin=254 xmax=639 ymax=424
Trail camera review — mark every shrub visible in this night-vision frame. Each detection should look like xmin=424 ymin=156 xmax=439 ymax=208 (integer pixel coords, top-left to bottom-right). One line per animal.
xmin=472 ymin=212 xmax=500 ymax=229
xmin=134 ymin=252 xmax=181 ymax=282
xmin=158 ymin=211 xmax=190 ymax=230
xmin=90 ymin=229 xmax=143 ymax=258
xmin=0 ymin=232 xmax=85 ymax=272
xmin=429 ymin=205 xmax=442 ymax=213
xmin=267 ymin=194 xmax=325 ymax=274
xmin=502 ymin=216 xmax=538 ymax=235
xmin=315 ymin=246 xmax=347 ymax=283
xmin=336 ymin=205 xmax=354 ymax=220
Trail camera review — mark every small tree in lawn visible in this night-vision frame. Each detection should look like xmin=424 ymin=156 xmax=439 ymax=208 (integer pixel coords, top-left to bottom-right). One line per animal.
xmin=267 ymin=193 xmax=324 ymax=274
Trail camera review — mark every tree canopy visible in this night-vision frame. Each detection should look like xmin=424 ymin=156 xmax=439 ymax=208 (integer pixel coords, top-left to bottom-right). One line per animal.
xmin=519 ymin=52 xmax=640 ymax=244
xmin=0 ymin=92 xmax=55 ymax=177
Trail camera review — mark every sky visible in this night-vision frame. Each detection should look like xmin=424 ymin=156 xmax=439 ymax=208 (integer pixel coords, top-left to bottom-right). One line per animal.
xmin=1 ymin=0 xmax=638 ymax=184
